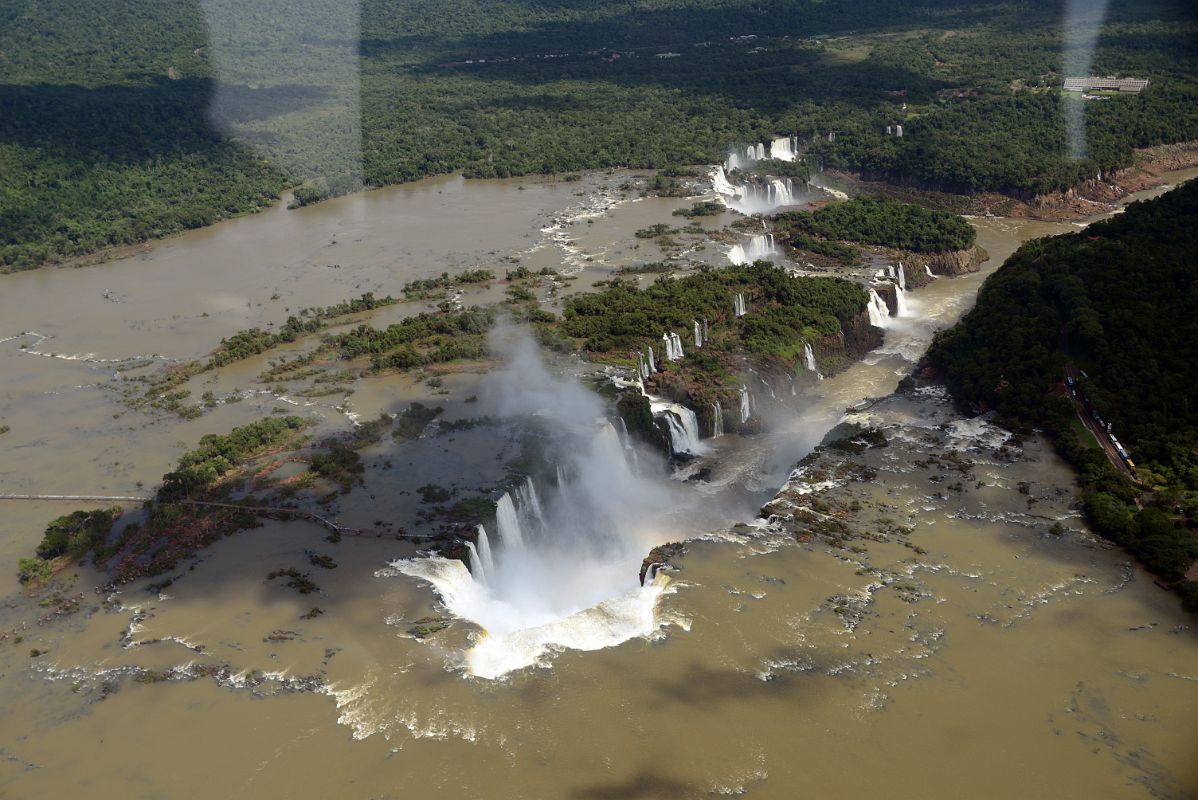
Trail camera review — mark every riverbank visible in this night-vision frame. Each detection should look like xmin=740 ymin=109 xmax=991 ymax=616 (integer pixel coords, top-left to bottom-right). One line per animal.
xmin=818 ymin=140 xmax=1198 ymax=223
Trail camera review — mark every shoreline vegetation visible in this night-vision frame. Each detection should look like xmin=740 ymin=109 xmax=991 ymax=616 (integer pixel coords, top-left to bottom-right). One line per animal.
xmin=927 ymin=180 xmax=1198 ymax=609
xmin=3 ymin=0 xmax=1198 ymax=272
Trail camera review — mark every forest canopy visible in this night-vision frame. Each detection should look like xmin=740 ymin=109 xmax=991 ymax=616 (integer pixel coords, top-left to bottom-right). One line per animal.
xmin=2 ymin=0 xmax=1197 ymax=269
xmin=773 ymin=197 xmax=976 ymax=253
xmin=927 ymin=180 xmax=1198 ymax=602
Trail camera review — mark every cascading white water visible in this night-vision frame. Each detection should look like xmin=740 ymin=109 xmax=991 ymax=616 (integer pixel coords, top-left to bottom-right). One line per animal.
xmin=769 ymin=178 xmax=793 ymax=207
xmin=516 ymin=477 xmax=545 ymax=527
xmin=728 ymin=234 xmax=778 ymax=265
xmin=895 ymin=284 xmax=910 ymax=318
xmin=711 ymin=165 xmax=741 ymax=205
xmin=693 ymin=320 xmax=702 ymax=348
xmin=867 ymin=288 xmax=891 ymax=329
xmin=617 ymin=418 xmax=642 ymax=474
xmin=711 ymin=401 xmax=723 ymax=437
xmin=466 ymin=541 xmax=487 ymax=584
xmin=638 ymin=352 xmax=647 ymax=379
xmin=925 ymin=264 xmax=937 ymax=279
xmin=803 ymin=342 xmax=823 ymax=380
xmin=739 ymin=384 xmax=751 ymax=423
xmin=734 ymin=293 xmax=747 ymax=317
xmin=476 ymin=525 xmax=495 ymax=574
xmin=770 ymin=136 xmax=796 ymax=162
xmin=898 ymin=262 xmax=907 ymax=291
xmin=648 ymin=397 xmax=705 ymax=455
xmin=646 ymin=346 xmax=656 ymax=374
xmin=711 ymin=168 xmax=803 ymax=215
xmin=495 ymin=492 xmax=526 ymax=550
xmin=670 ymin=332 xmax=684 ymax=360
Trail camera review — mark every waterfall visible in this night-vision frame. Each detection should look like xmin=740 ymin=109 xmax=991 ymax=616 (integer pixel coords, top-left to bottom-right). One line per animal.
xmin=391 ymin=333 xmax=677 ymax=680
xmin=711 ymin=401 xmax=724 ymax=437
xmin=769 ymin=178 xmax=793 ymax=207
xmin=728 ymin=234 xmax=778 ymax=266
xmin=516 ymin=477 xmax=545 ymax=527
xmin=711 ymin=167 xmax=800 ymax=215
xmin=647 ymin=346 xmax=656 ymax=374
xmin=662 ymin=333 xmax=672 ymax=361
xmin=898 ymin=262 xmax=907 ymax=291
xmin=616 ymin=417 xmax=641 ymax=474
xmin=925 ymin=264 xmax=936 ymax=279
xmin=638 ymin=352 xmax=647 ymax=379
xmin=693 ymin=320 xmax=702 ymax=348
xmin=739 ymin=384 xmax=751 ymax=423
xmin=476 ymin=525 xmax=495 ymax=574
xmin=734 ymin=293 xmax=747 ymax=317
xmin=466 ymin=541 xmax=487 ymax=584
xmin=804 ymin=342 xmax=823 ymax=380
xmin=770 ymin=136 xmax=796 ymax=162
xmin=670 ymin=332 xmax=684 ymax=360
xmin=495 ymin=493 xmax=525 ymax=550
xmin=887 ymin=264 xmax=896 ymax=280
xmin=711 ymin=165 xmax=740 ymax=200
xmin=642 ymin=562 xmax=658 ymax=586
xmin=895 ymin=285 xmax=910 ymax=317
xmin=650 ymin=398 xmax=704 ymax=455
xmin=867 ymin=288 xmax=891 ymax=328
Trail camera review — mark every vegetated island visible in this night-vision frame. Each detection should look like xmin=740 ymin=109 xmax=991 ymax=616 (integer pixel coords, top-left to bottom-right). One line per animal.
xmin=926 ymin=179 xmax=1198 ymax=609
xmin=771 ymin=196 xmax=988 ymax=281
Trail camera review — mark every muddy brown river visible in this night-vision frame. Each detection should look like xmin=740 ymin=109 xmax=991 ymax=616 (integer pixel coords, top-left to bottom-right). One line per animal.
xmin=0 ymin=168 xmax=1195 ymax=799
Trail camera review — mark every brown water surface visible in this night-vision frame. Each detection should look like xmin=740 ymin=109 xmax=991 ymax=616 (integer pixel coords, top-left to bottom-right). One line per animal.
xmin=0 ymin=169 xmax=1194 ymax=799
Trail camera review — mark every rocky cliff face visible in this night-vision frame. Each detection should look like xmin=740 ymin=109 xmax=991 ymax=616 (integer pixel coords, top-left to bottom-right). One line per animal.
xmin=868 ymin=245 xmax=988 ymax=283
xmin=814 ymin=309 xmax=882 ymax=370
xmin=926 ymin=245 xmax=987 ymax=276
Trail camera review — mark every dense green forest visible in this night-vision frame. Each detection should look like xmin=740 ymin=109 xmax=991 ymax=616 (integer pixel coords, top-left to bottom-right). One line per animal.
xmin=774 ymin=197 xmax=976 ymax=253
xmin=927 ymin=181 xmax=1198 ymax=607
xmin=562 ymin=264 xmax=864 ymax=359
xmin=2 ymin=0 xmax=1197 ymax=269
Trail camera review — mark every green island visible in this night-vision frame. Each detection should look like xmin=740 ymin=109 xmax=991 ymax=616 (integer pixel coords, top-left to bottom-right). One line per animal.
xmin=563 ymin=264 xmax=872 ymax=435
xmin=4 ymin=0 xmax=1197 ymax=270
xmin=928 ymin=181 xmax=1198 ymax=607
xmin=774 ymin=197 xmax=976 ymax=254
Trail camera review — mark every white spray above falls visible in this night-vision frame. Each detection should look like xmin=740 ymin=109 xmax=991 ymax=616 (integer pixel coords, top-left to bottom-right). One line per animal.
xmin=391 ymin=326 xmax=726 ymax=679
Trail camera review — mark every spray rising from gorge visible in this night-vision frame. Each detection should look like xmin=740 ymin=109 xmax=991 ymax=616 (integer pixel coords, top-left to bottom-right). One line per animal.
xmin=393 ymin=325 xmax=733 ymax=678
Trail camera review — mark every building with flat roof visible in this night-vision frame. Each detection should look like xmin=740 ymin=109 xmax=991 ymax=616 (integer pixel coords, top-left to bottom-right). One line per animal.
xmin=1063 ymin=76 xmax=1149 ymax=93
